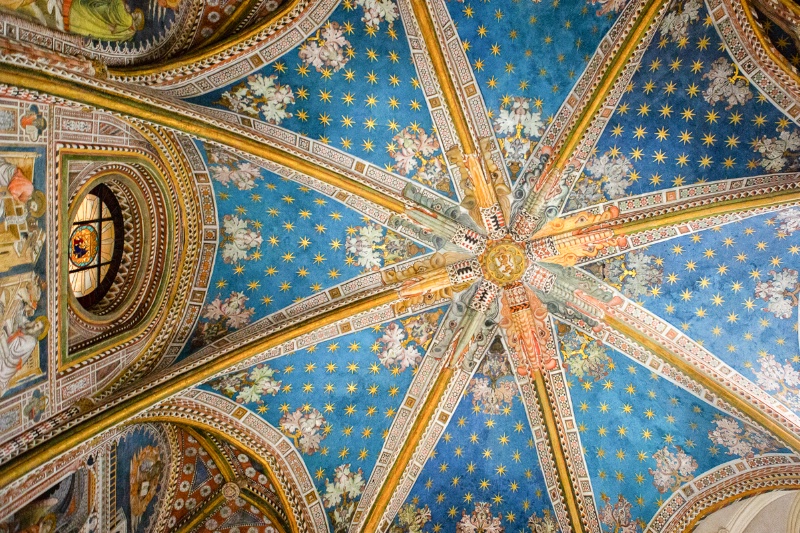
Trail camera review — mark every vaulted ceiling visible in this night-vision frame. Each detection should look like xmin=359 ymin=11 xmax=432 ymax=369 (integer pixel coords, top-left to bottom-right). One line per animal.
xmin=2 ymin=0 xmax=800 ymax=532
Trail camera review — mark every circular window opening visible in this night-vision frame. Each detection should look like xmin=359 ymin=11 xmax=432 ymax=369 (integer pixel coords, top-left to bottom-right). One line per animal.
xmin=68 ymin=184 xmax=124 ymax=309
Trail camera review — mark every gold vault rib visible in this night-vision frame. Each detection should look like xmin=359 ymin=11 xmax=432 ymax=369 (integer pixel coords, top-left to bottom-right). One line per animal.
xmin=408 ymin=0 xmax=477 ymax=154
xmin=240 ymin=489 xmax=289 ymax=533
xmin=541 ymin=185 xmax=800 ymax=241
xmin=175 ymin=492 xmax=225 ymax=533
xmin=607 ymin=316 xmax=800 ymax=453
xmin=0 ymin=64 xmax=407 ymax=214
xmin=359 ymin=365 xmax=455 ymax=532
xmin=0 ymin=289 xmax=399 ymax=491
xmin=537 ymin=0 xmax=664 ymax=198
xmin=533 ymin=370 xmax=586 ymax=533
xmin=356 ymin=1 xmax=670 ymax=531
xmin=740 ymin=0 xmax=800 ymax=88
xmin=614 ymin=188 xmax=800 ymax=236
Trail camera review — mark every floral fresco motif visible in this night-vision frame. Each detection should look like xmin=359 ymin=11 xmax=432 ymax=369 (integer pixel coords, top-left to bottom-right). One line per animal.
xmin=599 ymin=494 xmax=641 ymax=533
xmin=752 ymin=127 xmax=800 ymax=172
xmin=492 ymin=96 xmax=545 ymax=178
xmin=206 ymin=363 xmax=281 ymax=405
xmin=374 ymin=310 xmax=442 ymax=372
xmin=754 ymin=268 xmax=800 ymax=319
xmin=390 ymin=503 xmax=431 ymax=533
xmin=299 ymin=22 xmax=353 ymax=72
xmin=527 ymin=509 xmax=561 ymax=533
xmin=208 ymin=150 xmax=263 ymax=191
xmin=465 ymin=343 xmax=517 ymax=415
xmin=708 ymin=417 xmax=781 ymax=458
xmin=352 ymin=0 xmax=398 ymax=30
xmin=586 ymin=249 xmax=664 ymax=300
xmin=558 ymin=327 xmax=612 ymax=383
xmin=191 ymin=291 xmax=255 ymax=348
xmin=590 ymin=0 xmax=628 ymax=17
xmin=390 ymin=127 xmax=451 ymax=195
xmin=659 ymin=0 xmax=701 ymax=43
xmin=775 ymin=209 xmax=800 ymax=236
xmin=217 ymin=74 xmax=295 ymax=125
xmin=752 ymin=354 xmax=800 ymax=411
xmin=568 ymin=152 xmax=635 ymax=210
xmin=702 ymin=58 xmax=753 ymax=109
xmin=280 ymin=406 xmax=327 ymax=455
xmin=221 ymin=215 xmax=263 ymax=264
xmin=649 ymin=445 xmax=697 ymax=493
xmin=345 ymin=222 xmax=425 ymax=271
xmin=322 ymin=463 xmax=365 ymax=533
xmin=456 ymin=502 xmax=505 ymax=533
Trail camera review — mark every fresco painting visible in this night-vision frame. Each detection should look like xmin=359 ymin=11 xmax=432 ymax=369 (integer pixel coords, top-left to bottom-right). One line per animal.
xmin=181 ymin=141 xmax=429 ymax=359
xmin=201 ymin=306 xmax=447 ymax=532
xmin=0 ymin=109 xmax=48 ymax=401
xmin=0 ymin=461 xmax=98 ymax=533
xmin=113 ymin=425 xmax=169 ymax=533
xmin=0 ymin=0 xmax=184 ymax=43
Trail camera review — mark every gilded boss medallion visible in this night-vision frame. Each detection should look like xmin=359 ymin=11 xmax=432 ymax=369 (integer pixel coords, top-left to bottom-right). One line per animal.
xmin=480 ymin=241 xmax=528 ymax=286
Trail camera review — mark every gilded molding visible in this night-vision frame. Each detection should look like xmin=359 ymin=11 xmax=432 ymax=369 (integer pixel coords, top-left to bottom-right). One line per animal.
xmin=0 ymin=61 xmax=408 ymax=214
xmin=532 ymin=369 xmax=587 ymax=533
xmin=711 ymin=0 xmax=800 ymax=121
xmin=645 ymin=453 xmax=800 ymax=532
xmin=0 ymin=288 xmax=398 ymax=494
xmin=605 ymin=314 xmax=800 ymax=453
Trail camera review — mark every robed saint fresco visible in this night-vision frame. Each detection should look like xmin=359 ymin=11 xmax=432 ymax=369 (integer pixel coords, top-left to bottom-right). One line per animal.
xmin=0 ymin=128 xmax=48 ymax=400
xmin=0 ymin=0 xmax=183 ymax=42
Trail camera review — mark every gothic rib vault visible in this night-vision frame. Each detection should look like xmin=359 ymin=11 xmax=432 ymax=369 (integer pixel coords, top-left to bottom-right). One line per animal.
xmin=3 ymin=0 xmax=800 ymax=532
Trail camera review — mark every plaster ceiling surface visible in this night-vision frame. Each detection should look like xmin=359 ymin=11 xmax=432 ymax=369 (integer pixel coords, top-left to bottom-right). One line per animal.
xmin=5 ymin=0 xmax=800 ymax=531
xmin=168 ymin=0 xmax=800 ymax=530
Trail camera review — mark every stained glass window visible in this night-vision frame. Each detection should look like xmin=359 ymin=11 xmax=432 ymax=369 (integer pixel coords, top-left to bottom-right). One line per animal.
xmin=69 ymin=184 xmax=123 ymax=307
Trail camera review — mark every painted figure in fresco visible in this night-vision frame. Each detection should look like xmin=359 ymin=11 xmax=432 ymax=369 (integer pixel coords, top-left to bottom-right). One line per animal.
xmin=0 ymin=155 xmax=46 ymax=275
xmin=129 ymin=445 xmax=163 ymax=532
xmin=68 ymin=0 xmax=144 ymax=41
xmin=0 ymin=466 xmax=94 ymax=533
xmin=19 ymin=106 xmax=46 ymax=143
xmin=0 ymin=157 xmax=34 ymax=205
xmin=0 ymin=312 xmax=48 ymax=395
xmin=23 ymin=388 xmax=48 ymax=422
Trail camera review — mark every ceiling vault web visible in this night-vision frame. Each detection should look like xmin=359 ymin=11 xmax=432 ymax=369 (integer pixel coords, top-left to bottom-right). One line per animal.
xmin=6 ymin=0 xmax=800 ymax=529
xmin=606 ymin=314 xmax=800 ymax=452
xmin=0 ymin=61 xmax=407 ymax=213
xmin=0 ymin=288 xmax=399 ymax=490
xmin=532 ymin=368 xmax=587 ymax=533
